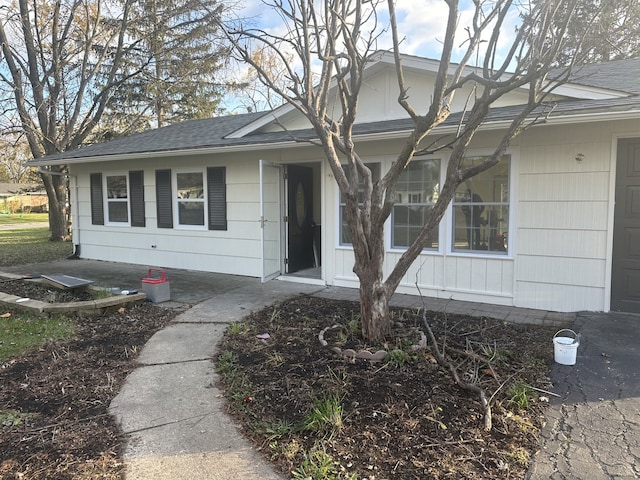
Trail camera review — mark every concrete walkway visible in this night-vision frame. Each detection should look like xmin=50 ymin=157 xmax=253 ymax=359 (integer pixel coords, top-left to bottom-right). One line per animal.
xmin=109 ymin=280 xmax=323 ymax=480
xmin=3 ymin=258 xmax=637 ymax=479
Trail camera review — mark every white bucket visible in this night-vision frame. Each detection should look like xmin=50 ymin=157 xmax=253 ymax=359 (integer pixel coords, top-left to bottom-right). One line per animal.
xmin=553 ymin=329 xmax=580 ymax=365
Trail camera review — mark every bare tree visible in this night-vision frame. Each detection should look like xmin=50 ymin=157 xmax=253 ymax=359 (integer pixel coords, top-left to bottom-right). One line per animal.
xmin=0 ymin=135 xmax=34 ymax=184
xmin=0 ymin=0 xmax=232 ymax=240
xmin=224 ymin=0 xmax=584 ymax=341
xmin=0 ymin=0 xmax=137 ymax=240
xmin=227 ymin=46 xmax=291 ymax=112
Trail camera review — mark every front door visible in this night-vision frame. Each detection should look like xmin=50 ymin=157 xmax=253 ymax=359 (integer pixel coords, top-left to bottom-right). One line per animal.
xmin=286 ymin=165 xmax=315 ymax=273
xmin=612 ymin=139 xmax=640 ymax=313
xmin=260 ymin=160 xmax=282 ymax=282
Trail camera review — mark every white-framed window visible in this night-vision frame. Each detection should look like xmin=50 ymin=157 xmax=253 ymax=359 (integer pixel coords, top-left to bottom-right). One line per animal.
xmin=451 ymin=155 xmax=510 ymax=254
xmin=105 ymin=173 xmax=129 ymax=225
xmin=391 ymin=158 xmax=441 ymax=249
xmin=174 ymin=170 xmax=206 ymax=228
xmin=338 ymin=163 xmax=381 ymax=245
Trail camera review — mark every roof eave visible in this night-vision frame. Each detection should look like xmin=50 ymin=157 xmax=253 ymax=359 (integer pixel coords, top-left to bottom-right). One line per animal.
xmin=29 ymin=108 xmax=640 ymax=167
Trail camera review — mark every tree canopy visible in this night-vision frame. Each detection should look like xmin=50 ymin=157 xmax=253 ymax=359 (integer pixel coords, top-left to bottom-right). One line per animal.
xmin=0 ymin=0 xmax=231 ymax=239
xmin=554 ymin=0 xmax=640 ymax=64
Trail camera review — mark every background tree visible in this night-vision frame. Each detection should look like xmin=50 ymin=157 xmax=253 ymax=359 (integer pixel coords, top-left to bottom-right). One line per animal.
xmin=0 ymin=0 xmax=231 ymax=240
xmin=224 ymin=0 xmax=586 ymax=341
xmin=227 ymin=46 xmax=291 ymax=113
xmin=0 ymin=134 xmax=33 ymax=183
xmin=102 ymin=0 xmax=229 ymax=131
xmin=555 ymin=0 xmax=640 ymax=64
xmin=0 ymin=0 xmax=138 ymax=240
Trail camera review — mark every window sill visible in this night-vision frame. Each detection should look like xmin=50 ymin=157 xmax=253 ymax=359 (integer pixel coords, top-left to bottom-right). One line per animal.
xmin=104 ymin=222 xmax=131 ymax=227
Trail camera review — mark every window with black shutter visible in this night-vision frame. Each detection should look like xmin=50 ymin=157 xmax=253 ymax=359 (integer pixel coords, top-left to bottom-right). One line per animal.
xmin=207 ymin=167 xmax=227 ymax=230
xmin=156 ymin=169 xmax=173 ymax=228
xmin=90 ymin=173 xmax=104 ymax=225
xmin=129 ymin=170 xmax=145 ymax=227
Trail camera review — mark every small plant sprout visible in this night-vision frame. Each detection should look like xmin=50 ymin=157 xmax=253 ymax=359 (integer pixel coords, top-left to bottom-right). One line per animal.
xmin=264 ymin=419 xmax=294 ymax=441
xmin=217 ymin=351 xmax=239 ymax=374
xmin=226 ymin=321 xmax=249 ymax=338
xmin=506 ymin=382 xmax=535 ymax=409
xmin=292 ymin=449 xmax=357 ymax=480
xmin=299 ymin=393 xmax=344 ymax=437
xmin=385 ymin=348 xmax=410 ymax=367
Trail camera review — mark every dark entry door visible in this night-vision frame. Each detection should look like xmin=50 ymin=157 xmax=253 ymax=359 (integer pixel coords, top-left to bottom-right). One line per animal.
xmin=612 ymin=139 xmax=640 ymax=313
xmin=286 ymin=165 xmax=315 ymax=273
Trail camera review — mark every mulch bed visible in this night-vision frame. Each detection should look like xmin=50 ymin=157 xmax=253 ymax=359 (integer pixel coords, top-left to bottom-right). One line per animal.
xmin=0 ymin=302 xmax=176 ymax=479
xmin=0 ymin=279 xmax=95 ymax=303
xmin=218 ymin=296 xmax=557 ymax=479
xmin=1 ymin=283 xmax=558 ymax=480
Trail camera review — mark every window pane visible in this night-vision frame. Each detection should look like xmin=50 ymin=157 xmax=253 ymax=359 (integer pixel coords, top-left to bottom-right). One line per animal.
xmin=452 ymin=155 xmax=509 ymax=254
xmin=392 ymin=205 xmax=438 ymax=248
xmin=339 ymin=164 xmax=380 ymax=246
xmin=108 ymin=201 xmax=128 ymax=223
xmin=396 ymin=159 xmax=440 ymax=203
xmin=177 ymin=172 xmax=204 ymax=199
xmin=454 ymin=156 xmax=509 ymax=202
xmin=453 ymin=206 xmax=508 ymax=252
xmin=391 ymin=158 xmax=441 ymax=249
xmin=107 ymin=175 xmax=127 ymax=199
xmin=178 ymin=202 xmax=205 ymax=225
xmin=340 ymin=206 xmax=351 ymax=244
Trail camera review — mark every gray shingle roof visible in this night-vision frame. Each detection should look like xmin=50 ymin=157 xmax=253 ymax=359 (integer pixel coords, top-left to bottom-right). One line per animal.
xmin=567 ymin=58 xmax=640 ymax=94
xmin=28 ymin=57 xmax=640 ymax=166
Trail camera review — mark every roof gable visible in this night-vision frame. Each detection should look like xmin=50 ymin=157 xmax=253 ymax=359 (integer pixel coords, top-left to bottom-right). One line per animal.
xmin=227 ymin=52 xmax=632 ymax=138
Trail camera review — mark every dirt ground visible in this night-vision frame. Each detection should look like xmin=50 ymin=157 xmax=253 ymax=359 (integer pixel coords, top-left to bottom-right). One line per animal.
xmin=1 ymin=279 xmax=557 ymax=480
xmin=217 ymin=295 xmax=557 ymax=480
xmin=0 ymin=281 xmax=176 ymax=480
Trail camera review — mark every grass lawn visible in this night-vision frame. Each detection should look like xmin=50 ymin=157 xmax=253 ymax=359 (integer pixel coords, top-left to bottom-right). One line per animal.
xmin=0 ymin=228 xmax=72 ymax=267
xmin=0 ymin=221 xmax=76 ymax=386
xmin=0 ymin=312 xmax=76 ymax=426
xmin=0 ymin=313 xmax=74 ymax=361
xmin=0 ymin=213 xmax=49 ymax=225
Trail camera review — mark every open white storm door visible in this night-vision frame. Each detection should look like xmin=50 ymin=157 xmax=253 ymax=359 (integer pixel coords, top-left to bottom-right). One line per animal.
xmin=259 ymin=160 xmax=282 ymax=282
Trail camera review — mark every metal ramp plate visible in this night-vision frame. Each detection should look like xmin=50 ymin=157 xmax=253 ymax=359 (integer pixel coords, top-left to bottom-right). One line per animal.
xmin=41 ymin=274 xmax=94 ymax=290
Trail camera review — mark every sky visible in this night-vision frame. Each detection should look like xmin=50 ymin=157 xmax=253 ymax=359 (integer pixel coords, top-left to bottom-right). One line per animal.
xmin=231 ymin=0 xmax=518 ymax=59
xmin=222 ymin=0 xmax=520 ymax=111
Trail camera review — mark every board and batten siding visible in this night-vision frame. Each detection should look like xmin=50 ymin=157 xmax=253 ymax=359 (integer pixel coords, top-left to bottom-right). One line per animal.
xmin=328 ymin=143 xmax=516 ymax=306
xmin=329 ymin=119 xmax=638 ymax=313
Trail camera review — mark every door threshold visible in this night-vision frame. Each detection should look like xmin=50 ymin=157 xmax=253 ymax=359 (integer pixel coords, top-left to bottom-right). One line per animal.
xmin=278 ymin=274 xmax=325 ymax=286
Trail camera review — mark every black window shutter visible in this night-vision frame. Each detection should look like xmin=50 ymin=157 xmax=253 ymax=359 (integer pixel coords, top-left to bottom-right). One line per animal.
xmin=129 ymin=170 xmax=145 ymax=227
xmin=90 ymin=173 xmax=104 ymax=225
xmin=207 ymin=167 xmax=227 ymax=230
xmin=155 ymin=169 xmax=173 ymax=229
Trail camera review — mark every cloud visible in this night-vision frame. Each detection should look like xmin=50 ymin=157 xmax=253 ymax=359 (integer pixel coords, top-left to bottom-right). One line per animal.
xmin=228 ymin=0 xmax=523 ymax=69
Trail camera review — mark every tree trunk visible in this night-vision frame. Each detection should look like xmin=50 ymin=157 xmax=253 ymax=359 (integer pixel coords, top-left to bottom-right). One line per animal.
xmin=358 ymin=276 xmax=391 ymax=341
xmin=41 ymin=171 xmax=69 ymax=241
xmin=355 ymin=240 xmax=392 ymax=341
